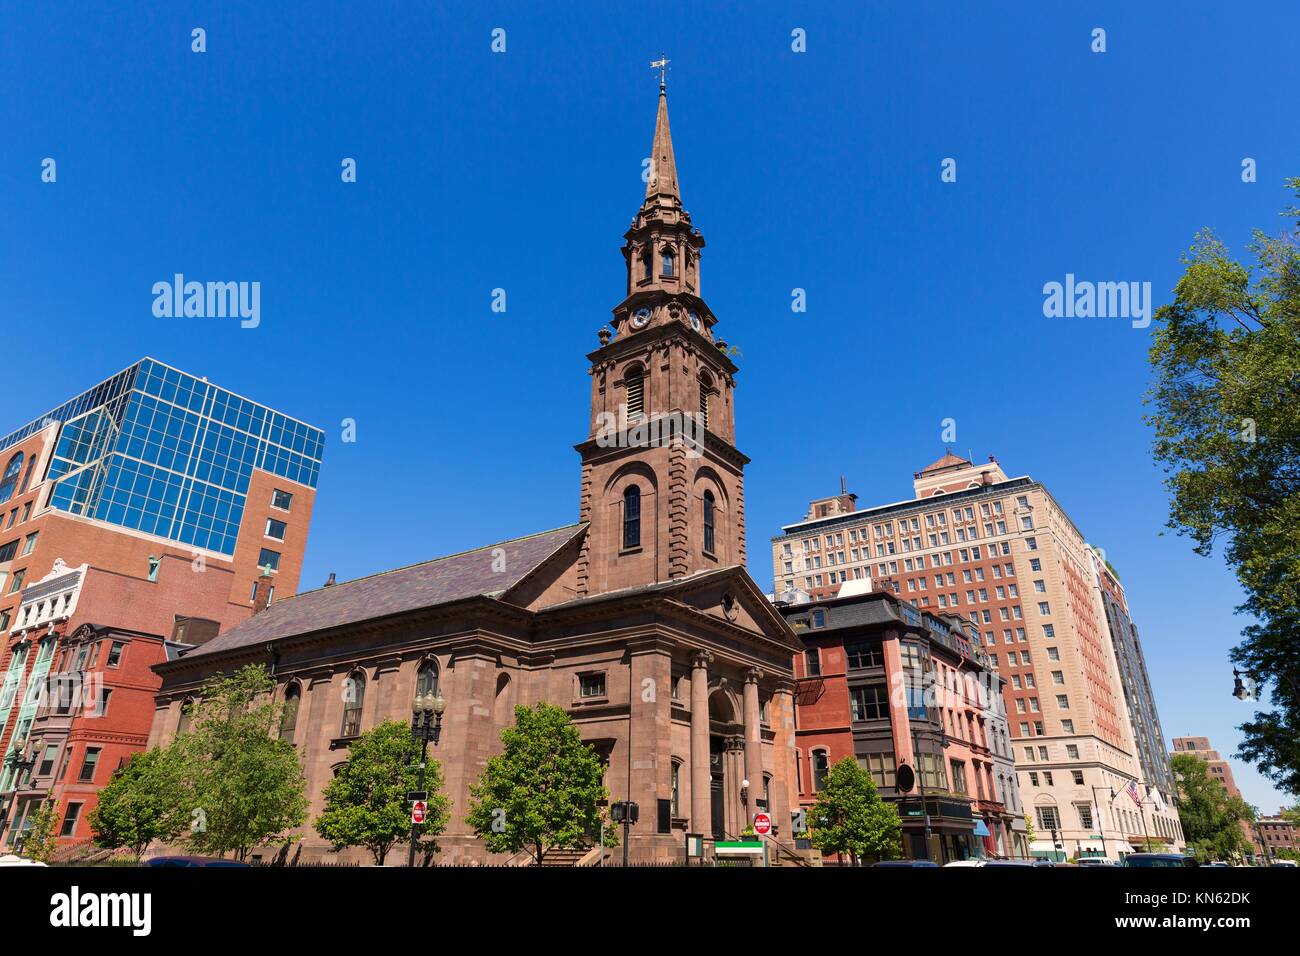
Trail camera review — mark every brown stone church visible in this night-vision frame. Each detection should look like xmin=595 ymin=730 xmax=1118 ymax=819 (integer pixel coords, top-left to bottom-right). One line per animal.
xmin=149 ymin=82 xmax=804 ymax=864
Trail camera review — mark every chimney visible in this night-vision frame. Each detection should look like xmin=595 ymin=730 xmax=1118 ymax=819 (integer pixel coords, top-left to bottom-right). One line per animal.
xmin=252 ymin=569 xmax=274 ymax=615
xmin=325 ymin=572 xmax=337 ymax=587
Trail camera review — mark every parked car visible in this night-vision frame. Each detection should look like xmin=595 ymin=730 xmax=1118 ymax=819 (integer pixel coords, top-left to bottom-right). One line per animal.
xmin=0 ymin=854 xmax=47 ymax=867
xmin=143 ymin=855 xmax=250 ymax=867
xmin=982 ymin=859 xmax=1050 ymax=868
xmin=943 ymin=859 xmax=985 ymax=867
xmin=1076 ymin=858 xmax=1117 ymax=867
xmin=1202 ymin=861 xmax=1231 ymax=868
xmin=1269 ymin=860 xmax=1297 ymax=868
xmin=873 ymin=859 xmax=940 ymax=867
xmin=1123 ymin=853 xmax=1198 ymax=867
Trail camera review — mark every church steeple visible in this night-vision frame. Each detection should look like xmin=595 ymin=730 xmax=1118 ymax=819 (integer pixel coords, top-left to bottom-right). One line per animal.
xmin=575 ymin=78 xmax=749 ymax=597
xmin=644 ymin=85 xmax=681 ymax=209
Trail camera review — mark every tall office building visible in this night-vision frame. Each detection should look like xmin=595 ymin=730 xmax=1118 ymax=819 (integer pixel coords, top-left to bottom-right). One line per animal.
xmin=771 ymin=452 xmax=1183 ymax=860
xmin=0 ymin=358 xmax=322 ymax=850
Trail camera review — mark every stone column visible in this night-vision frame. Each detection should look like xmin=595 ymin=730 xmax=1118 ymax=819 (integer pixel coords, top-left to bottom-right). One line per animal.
xmin=690 ymin=651 xmax=713 ymax=835
xmin=742 ymin=668 xmax=764 ymax=823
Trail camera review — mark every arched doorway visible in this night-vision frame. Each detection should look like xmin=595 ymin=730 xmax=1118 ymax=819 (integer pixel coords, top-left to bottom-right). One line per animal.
xmin=707 ymin=689 xmax=742 ymax=840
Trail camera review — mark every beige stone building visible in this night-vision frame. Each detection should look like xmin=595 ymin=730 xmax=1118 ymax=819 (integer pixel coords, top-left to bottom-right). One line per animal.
xmin=149 ymin=82 xmax=803 ymax=865
xmin=771 ymin=453 xmax=1183 ymax=860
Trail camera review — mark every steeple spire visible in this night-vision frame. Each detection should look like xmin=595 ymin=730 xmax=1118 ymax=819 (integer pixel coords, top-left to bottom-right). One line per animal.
xmin=645 ymin=76 xmax=680 ymax=205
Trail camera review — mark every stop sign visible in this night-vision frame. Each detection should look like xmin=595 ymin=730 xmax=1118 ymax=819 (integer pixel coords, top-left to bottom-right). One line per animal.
xmin=411 ymin=800 xmax=427 ymax=824
xmin=753 ymin=812 xmax=772 ymax=835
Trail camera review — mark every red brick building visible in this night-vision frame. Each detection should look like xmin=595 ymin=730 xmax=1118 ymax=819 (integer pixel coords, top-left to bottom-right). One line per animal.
xmin=0 ymin=360 xmax=322 ymax=850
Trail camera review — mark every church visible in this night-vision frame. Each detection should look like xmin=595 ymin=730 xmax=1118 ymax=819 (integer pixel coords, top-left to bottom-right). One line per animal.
xmin=149 ymin=79 xmax=805 ymax=864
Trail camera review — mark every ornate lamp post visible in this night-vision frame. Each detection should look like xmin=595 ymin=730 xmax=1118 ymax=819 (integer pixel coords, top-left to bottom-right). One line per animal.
xmin=407 ymin=691 xmax=445 ymax=868
xmin=0 ymin=747 xmax=37 ymax=847
xmin=1090 ymin=785 xmax=1116 ymax=860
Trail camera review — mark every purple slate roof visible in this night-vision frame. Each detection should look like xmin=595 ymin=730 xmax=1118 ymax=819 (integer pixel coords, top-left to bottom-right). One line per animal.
xmin=184 ymin=524 xmax=586 ymax=660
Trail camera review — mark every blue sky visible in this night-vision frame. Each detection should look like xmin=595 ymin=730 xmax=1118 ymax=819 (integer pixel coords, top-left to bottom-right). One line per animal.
xmin=2 ymin=1 xmax=1295 ymax=810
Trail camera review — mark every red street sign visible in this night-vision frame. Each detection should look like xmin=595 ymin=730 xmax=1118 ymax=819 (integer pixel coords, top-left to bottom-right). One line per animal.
xmin=411 ymin=800 xmax=427 ymax=824
xmin=753 ymin=812 xmax=772 ymax=835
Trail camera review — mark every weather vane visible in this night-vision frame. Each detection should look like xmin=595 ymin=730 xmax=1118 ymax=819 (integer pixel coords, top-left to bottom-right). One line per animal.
xmin=650 ymin=53 xmax=670 ymax=89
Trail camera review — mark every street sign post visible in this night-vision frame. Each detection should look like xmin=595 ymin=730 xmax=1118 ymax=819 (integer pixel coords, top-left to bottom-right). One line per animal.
xmin=753 ymin=812 xmax=772 ymax=836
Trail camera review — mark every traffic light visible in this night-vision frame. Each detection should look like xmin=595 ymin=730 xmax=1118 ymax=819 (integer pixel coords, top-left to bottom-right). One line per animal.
xmin=611 ymin=801 xmax=639 ymax=824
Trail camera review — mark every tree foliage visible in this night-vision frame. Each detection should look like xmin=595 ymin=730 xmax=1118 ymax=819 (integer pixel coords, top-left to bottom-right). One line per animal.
xmin=22 ymin=793 xmax=60 ymax=862
xmin=315 ymin=720 xmax=451 ymax=865
xmin=88 ymin=747 xmax=187 ymax=861
xmin=1145 ymin=179 xmax=1300 ymax=795
xmin=174 ymin=664 xmax=309 ymax=860
xmin=466 ymin=702 xmax=607 ymax=864
xmin=808 ymin=757 xmax=901 ymax=864
xmin=1172 ymin=753 xmax=1255 ymax=861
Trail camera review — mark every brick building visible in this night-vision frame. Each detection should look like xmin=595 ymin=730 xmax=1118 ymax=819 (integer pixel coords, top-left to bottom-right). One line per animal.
xmin=148 ymin=82 xmax=805 ymax=865
xmin=772 ymin=453 xmax=1183 ymax=860
xmin=775 ymin=585 xmax=1028 ymax=861
xmin=0 ymin=359 xmax=322 ymax=849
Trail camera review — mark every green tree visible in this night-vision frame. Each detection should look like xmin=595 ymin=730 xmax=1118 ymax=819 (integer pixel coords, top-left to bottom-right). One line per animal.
xmin=1173 ymin=753 xmax=1254 ymax=861
xmin=88 ymin=747 xmax=188 ymax=862
xmin=315 ymin=720 xmax=451 ymax=865
xmin=466 ymin=702 xmax=607 ymax=864
xmin=176 ymin=664 xmax=309 ymax=860
xmin=1024 ymin=811 xmax=1036 ymax=844
xmin=807 ymin=757 xmax=901 ymax=865
xmin=1145 ymin=180 xmax=1300 ymax=795
xmin=22 ymin=793 xmax=60 ymax=862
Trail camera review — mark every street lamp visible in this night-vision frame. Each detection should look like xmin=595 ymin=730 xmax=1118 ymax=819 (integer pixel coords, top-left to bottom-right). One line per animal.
xmin=1232 ymin=669 xmax=1253 ymax=701
xmin=0 ymin=747 xmax=37 ymax=845
xmin=1090 ymin=786 xmax=1116 ymax=860
xmin=407 ymin=691 xmax=445 ymax=868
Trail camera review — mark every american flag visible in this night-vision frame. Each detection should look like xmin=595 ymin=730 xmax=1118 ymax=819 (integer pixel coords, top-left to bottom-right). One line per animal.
xmin=1124 ymin=780 xmax=1142 ymax=806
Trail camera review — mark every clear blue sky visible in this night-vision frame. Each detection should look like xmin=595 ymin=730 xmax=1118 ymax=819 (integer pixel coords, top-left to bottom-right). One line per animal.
xmin=3 ymin=1 xmax=1294 ymax=811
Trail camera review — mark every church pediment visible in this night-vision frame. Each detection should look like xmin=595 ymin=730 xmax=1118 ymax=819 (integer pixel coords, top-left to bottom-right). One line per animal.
xmin=655 ymin=567 xmax=803 ymax=653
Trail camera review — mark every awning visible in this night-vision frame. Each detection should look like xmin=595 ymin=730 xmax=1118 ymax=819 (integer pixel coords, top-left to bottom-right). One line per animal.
xmin=1113 ymin=843 xmax=1136 ymax=854
xmin=973 ymin=820 xmax=991 ymax=837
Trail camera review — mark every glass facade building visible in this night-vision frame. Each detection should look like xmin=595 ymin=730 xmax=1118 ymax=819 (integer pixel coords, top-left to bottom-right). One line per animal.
xmin=0 ymin=358 xmax=323 ymax=556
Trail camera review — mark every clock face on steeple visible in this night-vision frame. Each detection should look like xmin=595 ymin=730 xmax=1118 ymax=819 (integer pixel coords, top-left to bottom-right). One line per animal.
xmin=631 ymin=306 xmax=652 ymax=329
xmin=687 ymin=310 xmax=701 ymax=332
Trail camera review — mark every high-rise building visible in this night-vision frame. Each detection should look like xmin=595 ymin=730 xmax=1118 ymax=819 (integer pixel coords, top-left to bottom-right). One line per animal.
xmin=771 ymin=452 xmax=1183 ymax=860
xmin=0 ymin=358 xmax=323 ymax=850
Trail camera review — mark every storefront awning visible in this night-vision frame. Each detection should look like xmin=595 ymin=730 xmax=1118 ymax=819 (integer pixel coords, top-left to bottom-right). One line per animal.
xmin=973 ymin=820 xmax=991 ymax=837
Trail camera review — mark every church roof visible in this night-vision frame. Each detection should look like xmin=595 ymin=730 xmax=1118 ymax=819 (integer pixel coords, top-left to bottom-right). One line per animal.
xmin=919 ymin=450 xmax=972 ymax=475
xmin=179 ymin=524 xmax=587 ymax=660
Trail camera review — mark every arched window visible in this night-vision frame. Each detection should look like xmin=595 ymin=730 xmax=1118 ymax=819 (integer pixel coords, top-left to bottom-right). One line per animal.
xmin=341 ymin=671 xmax=365 ymax=737
xmin=18 ymin=456 xmax=36 ymax=496
xmin=641 ymin=248 xmax=653 ymax=281
xmin=279 ymin=683 xmax=301 ymax=743
xmin=622 ymin=485 xmax=641 ymax=549
xmin=416 ymin=660 xmax=439 ymax=701
xmin=812 ymin=750 xmax=830 ymax=792
xmin=0 ymin=453 xmax=23 ymax=504
xmin=625 ymin=366 xmax=644 ymax=420
xmin=702 ymin=490 xmax=716 ymax=555
xmin=698 ymin=375 xmax=712 ymax=430
xmin=671 ymin=759 xmax=682 ymax=817
xmin=661 ymin=248 xmax=675 ymax=277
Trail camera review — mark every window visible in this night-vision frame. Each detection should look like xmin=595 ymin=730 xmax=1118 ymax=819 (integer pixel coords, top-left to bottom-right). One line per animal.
xmin=844 ymin=640 xmax=881 ymax=669
xmin=7 ymin=569 xmax=24 ymax=594
xmin=0 ymin=453 xmax=23 ymax=504
xmin=38 ymin=744 xmax=58 ymax=777
xmin=95 ymin=688 xmax=112 ymax=717
xmin=265 ymin=518 xmax=287 ymax=540
xmin=271 ymin=489 xmax=294 ymax=511
xmin=1072 ymin=770 xmax=1084 ymax=785
xmin=279 ymin=683 xmax=301 ymax=742
xmin=622 ymin=485 xmax=641 ymax=549
xmin=1056 ymin=695 xmax=1070 ymax=709
xmin=579 ymin=673 xmax=606 ymax=699
xmin=340 ymin=672 xmax=365 ymax=737
xmin=78 ymin=747 xmax=101 ymax=783
xmin=810 ymin=609 xmax=825 ymax=628
xmin=258 ymin=548 xmax=281 ymax=572
xmin=858 ymin=752 xmax=896 ymax=789
xmin=1066 ymin=744 xmax=1079 ymax=759
xmin=1077 ymin=803 xmax=1093 ymax=829
xmin=147 ymin=555 xmax=160 ymax=582
xmin=1061 ymin=719 xmax=1074 ymax=734
xmin=671 ymin=761 xmax=681 ymax=817
xmin=811 ymin=750 xmax=830 ymax=791
xmin=625 ymin=367 xmax=644 ymax=420
xmin=950 ymin=759 xmax=968 ymax=794
xmin=661 ymin=248 xmax=675 ymax=277
xmin=20 ymin=533 xmax=36 ymax=556
xmin=702 ymin=491 xmax=715 ymax=554
xmin=107 ymin=641 xmax=125 ymax=667
xmin=850 ymin=684 xmax=888 ymax=721
xmin=56 ymin=745 xmax=71 ymax=781
xmin=804 ymin=648 xmax=821 ymax=676
xmin=60 ymin=802 xmax=83 ymax=838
